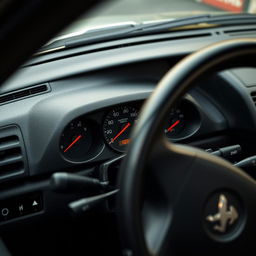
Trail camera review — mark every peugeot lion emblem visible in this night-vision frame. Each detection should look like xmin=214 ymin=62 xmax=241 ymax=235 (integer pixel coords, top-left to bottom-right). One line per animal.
xmin=206 ymin=194 xmax=239 ymax=233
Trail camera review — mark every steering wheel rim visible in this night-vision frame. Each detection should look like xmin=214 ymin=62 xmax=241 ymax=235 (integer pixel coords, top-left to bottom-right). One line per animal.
xmin=118 ymin=38 xmax=256 ymax=255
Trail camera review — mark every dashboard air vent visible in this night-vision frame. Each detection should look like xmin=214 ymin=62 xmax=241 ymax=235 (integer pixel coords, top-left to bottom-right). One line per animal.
xmin=250 ymin=91 xmax=256 ymax=106
xmin=0 ymin=83 xmax=50 ymax=106
xmin=0 ymin=126 xmax=28 ymax=182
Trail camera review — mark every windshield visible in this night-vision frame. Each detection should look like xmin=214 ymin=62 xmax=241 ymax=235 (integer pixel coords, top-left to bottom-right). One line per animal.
xmin=58 ymin=0 xmax=256 ymax=38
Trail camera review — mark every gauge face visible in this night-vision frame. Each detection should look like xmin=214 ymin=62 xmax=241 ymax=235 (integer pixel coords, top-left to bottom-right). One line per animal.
xmin=164 ymin=107 xmax=185 ymax=139
xmin=60 ymin=119 xmax=94 ymax=162
xmin=164 ymin=101 xmax=201 ymax=140
xmin=103 ymin=105 xmax=139 ymax=152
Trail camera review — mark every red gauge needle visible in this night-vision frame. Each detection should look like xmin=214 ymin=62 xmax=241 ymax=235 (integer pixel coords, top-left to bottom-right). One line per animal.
xmin=64 ymin=135 xmax=82 ymax=152
xmin=110 ymin=122 xmax=131 ymax=144
xmin=167 ymin=120 xmax=180 ymax=133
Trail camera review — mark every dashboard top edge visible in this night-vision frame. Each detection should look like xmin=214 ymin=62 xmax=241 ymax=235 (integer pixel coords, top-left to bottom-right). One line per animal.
xmin=0 ymin=34 xmax=231 ymax=94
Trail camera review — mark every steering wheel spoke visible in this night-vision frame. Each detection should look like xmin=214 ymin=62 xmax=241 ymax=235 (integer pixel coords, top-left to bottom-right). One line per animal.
xmin=147 ymin=140 xmax=196 ymax=205
xmin=141 ymin=139 xmax=195 ymax=254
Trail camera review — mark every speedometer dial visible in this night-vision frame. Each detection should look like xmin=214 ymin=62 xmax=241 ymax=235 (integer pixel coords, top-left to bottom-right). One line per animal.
xmin=103 ymin=106 xmax=139 ymax=152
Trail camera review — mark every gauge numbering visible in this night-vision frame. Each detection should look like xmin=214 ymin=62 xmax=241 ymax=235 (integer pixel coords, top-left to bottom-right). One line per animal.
xmin=103 ymin=106 xmax=138 ymax=152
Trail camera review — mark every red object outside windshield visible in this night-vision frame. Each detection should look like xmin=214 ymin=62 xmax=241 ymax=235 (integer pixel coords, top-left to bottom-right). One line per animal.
xmin=202 ymin=0 xmax=246 ymax=12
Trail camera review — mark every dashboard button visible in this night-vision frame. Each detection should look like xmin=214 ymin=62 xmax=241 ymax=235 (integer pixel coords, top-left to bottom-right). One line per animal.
xmin=22 ymin=195 xmax=42 ymax=214
xmin=30 ymin=197 xmax=42 ymax=213
xmin=18 ymin=204 xmax=24 ymax=215
xmin=0 ymin=205 xmax=14 ymax=221
xmin=1 ymin=208 xmax=10 ymax=217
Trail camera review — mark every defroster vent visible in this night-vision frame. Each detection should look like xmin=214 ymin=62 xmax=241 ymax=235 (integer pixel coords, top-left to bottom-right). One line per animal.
xmin=0 ymin=83 xmax=50 ymax=106
xmin=0 ymin=126 xmax=28 ymax=182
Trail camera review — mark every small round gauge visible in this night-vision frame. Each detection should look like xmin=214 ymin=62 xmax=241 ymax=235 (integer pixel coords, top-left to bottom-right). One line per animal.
xmin=164 ymin=108 xmax=185 ymax=139
xmin=103 ymin=105 xmax=139 ymax=152
xmin=164 ymin=100 xmax=201 ymax=140
xmin=60 ymin=119 xmax=101 ymax=162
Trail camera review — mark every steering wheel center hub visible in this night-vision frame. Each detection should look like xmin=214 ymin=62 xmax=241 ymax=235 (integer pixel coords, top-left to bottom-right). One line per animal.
xmin=204 ymin=191 xmax=245 ymax=242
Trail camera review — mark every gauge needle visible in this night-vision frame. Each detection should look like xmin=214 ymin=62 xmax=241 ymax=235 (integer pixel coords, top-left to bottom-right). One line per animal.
xmin=167 ymin=120 xmax=180 ymax=133
xmin=110 ymin=122 xmax=131 ymax=144
xmin=64 ymin=135 xmax=82 ymax=152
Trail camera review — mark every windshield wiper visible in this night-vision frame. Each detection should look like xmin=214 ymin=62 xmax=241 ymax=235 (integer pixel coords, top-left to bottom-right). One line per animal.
xmin=136 ymin=13 xmax=256 ymax=32
xmin=37 ymin=13 xmax=256 ymax=55
xmin=37 ymin=22 xmax=140 ymax=55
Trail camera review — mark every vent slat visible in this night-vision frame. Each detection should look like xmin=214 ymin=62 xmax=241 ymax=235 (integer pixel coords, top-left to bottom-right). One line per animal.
xmin=14 ymin=90 xmax=30 ymax=99
xmin=29 ymin=84 xmax=48 ymax=94
xmin=0 ymin=135 xmax=20 ymax=151
xmin=0 ymin=145 xmax=22 ymax=167
xmin=0 ymin=135 xmax=19 ymax=146
xmin=0 ymin=142 xmax=20 ymax=151
xmin=0 ymin=84 xmax=49 ymax=106
xmin=0 ymin=147 xmax=21 ymax=161
xmin=0 ymin=95 xmax=14 ymax=104
xmin=0 ymin=162 xmax=24 ymax=179
xmin=0 ymin=156 xmax=23 ymax=167
xmin=0 ymin=126 xmax=27 ymax=182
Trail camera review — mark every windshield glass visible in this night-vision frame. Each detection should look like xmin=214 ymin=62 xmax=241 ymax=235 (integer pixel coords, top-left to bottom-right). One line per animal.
xmin=58 ymin=0 xmax=255 ymax=38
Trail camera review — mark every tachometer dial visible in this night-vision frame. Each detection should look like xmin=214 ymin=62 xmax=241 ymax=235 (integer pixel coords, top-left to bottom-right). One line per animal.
xmin=164 ymin=100 xmax=201 ymax=140
xmin=60 ymin=118 xmax=102 ymax=162
xmin=164 ymin=108 xmax=185 ymax=139
xmin=103 ymin=106 xmax=138 ymax=152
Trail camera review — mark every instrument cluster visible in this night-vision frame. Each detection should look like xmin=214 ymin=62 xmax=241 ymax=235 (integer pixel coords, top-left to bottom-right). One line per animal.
xmin=59 ymin=99 xmax=201 ymax=163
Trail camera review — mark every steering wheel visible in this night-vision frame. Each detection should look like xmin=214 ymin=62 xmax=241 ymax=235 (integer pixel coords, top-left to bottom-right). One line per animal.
xmin=118 ymin=39 xmax=256 ymax=255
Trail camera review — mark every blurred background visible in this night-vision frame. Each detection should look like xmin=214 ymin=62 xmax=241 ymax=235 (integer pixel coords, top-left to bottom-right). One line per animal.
xmin=84 ymin=0 xmax=255 ymax=18
xmin=59 ymin=0 xmax=256 ymax=37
